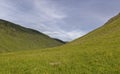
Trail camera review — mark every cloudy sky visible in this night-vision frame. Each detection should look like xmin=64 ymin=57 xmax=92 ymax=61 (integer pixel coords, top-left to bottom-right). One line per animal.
xmin=0 ymin=0 xmax=120 ymax=41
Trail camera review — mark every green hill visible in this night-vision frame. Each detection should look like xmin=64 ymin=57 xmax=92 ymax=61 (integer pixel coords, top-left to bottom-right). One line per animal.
xmin=0 ymin=19 xmax=64 ymax=52
xmin=0 ymin=13 xmax=120 ymax=74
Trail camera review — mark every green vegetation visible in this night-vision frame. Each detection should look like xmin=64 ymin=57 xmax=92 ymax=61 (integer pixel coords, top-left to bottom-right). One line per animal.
xmin=0 ymin=13 xmax=120 ymax=74
xmin=0 ymin=19 xmax=64 ymax=52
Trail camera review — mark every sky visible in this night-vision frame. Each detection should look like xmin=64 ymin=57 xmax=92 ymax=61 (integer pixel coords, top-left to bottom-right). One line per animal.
xmin=0 ymin=0 xmax=120 ymax=41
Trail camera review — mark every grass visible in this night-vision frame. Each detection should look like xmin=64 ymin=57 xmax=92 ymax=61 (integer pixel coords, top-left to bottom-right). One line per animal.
xmin=0 ymin=19 xmax=64 ymax=52
xmin=0 ymin=13 xmax=120 ymax=74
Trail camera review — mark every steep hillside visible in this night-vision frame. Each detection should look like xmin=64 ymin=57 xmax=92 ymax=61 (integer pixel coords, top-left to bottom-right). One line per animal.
xmin=71 ymin=13 xmax=120 ymax=45
xmin=0 ymin=19 xmax=64 ymax=52
xmin=0 ymin=13 xmax=120 ymax=74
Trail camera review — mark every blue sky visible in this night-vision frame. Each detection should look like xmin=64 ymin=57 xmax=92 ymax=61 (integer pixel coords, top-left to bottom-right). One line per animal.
xmin=0 ymin=0 xmax=120 ymax=41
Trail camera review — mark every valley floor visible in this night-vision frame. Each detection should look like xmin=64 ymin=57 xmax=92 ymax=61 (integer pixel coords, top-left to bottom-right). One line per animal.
xmin=0 ymin=44 xmax=120 ymax=74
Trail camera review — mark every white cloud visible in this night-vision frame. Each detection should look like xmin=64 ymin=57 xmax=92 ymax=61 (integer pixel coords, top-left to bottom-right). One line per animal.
xmin=34 ymin=0 xmax=66 ymax=22
xmin=43 ymin=30 xmax=86 ymax=41
xmin=66 ymin=31 xmax=85 ymax=40
xmin=0 ymin=0 xmax=76 ymax=41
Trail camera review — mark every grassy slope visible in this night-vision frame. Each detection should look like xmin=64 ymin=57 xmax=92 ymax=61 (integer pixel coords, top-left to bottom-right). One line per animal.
xmin=0 ymin=19 xmax=64 ymax=52
xmin=0 ymin=13 xmax=120 ymax=74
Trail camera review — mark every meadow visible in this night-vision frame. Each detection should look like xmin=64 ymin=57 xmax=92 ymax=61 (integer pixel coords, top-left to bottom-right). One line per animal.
xmin=0 ymin=14 xmax=120 ymax=74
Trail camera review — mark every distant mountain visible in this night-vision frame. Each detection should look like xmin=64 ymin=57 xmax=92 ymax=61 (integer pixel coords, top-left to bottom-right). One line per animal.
xmin=0 ymin=19 xmax=64 ymax=52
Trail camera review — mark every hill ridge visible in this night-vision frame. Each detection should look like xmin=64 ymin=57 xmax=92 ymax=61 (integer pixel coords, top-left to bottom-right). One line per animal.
xmin=0 ymin=19 xmax=64 ymax=52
